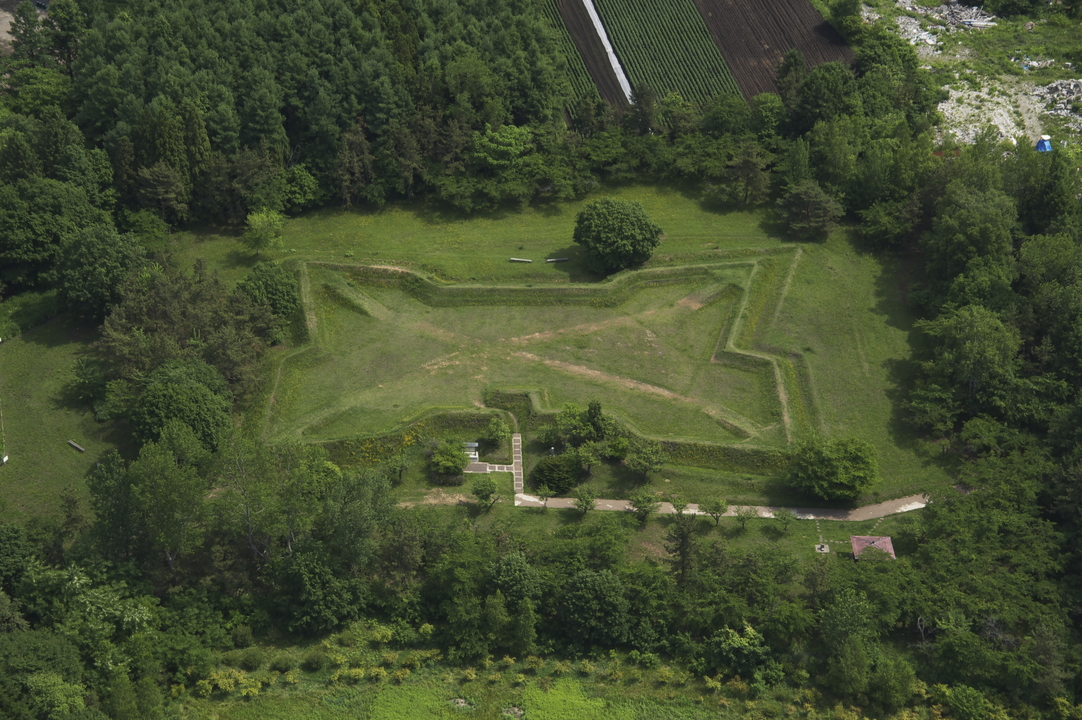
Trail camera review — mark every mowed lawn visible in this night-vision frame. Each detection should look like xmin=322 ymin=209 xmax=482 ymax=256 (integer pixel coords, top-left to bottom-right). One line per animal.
xmin=0 ymin=316 xmax=122 ymax=519
xmin=267 ymin=263 xmax=785 ymax=446
xmin=764 ymin=233 xmax=953 ymax=497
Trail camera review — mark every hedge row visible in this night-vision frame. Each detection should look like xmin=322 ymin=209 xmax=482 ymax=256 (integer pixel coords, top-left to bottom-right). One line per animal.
xmin=661 ymin=441 xmax=791 ymax=474
xmin=323 ymin=411 xmax=494 ymax=467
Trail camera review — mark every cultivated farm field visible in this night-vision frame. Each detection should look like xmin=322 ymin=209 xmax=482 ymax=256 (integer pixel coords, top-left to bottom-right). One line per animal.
xmin=542 ymin=0 xmax=604 ymax=111
xmin=592 ymin=0 xmax=740 ymax=103
xmin=691 ymin=0 xmax=853 ymax=97
xmin=552 ymin=0 xmax=629 ymax=106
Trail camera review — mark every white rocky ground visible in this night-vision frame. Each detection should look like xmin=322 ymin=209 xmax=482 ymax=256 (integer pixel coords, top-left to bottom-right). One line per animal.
xmin=936 ymin=77 xmax=1044 ymax=143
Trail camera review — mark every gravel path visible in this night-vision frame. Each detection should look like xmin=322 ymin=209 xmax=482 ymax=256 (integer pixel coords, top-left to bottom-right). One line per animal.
xmin=466 ymin=437 xmax=928 ymax=521
xmin=513 ymin=491 xmax=928 ymax=521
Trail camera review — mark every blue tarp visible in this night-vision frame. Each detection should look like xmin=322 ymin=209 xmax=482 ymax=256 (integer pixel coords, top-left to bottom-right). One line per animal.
xmin=1036 ymin=139 xmax=1053 ymax=152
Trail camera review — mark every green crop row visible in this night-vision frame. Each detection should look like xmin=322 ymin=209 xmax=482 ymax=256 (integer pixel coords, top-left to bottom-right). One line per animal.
xmin=541 ymin=0 xmax=603 ymax=114
xmin=593 ymin=0 xmax=739 ymax=104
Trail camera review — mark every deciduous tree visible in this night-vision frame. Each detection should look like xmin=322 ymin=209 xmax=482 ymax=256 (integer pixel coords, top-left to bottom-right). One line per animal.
xmin=700 ymin=498 xmax=729 ymax=526
xmin=627 ymin=490 xmax=660 ymax=523
xmin=240 ymin=208 xmax=285 ymax=257
xmin=573 ymin=486 xmax=598 ymax=515
xmin=573 ymin=198 xmax=663 ymax=275
xmin=471 ymin=477 xmax=500 ymax=511
xmin=788 ymin=438 xmax=878 ymax=500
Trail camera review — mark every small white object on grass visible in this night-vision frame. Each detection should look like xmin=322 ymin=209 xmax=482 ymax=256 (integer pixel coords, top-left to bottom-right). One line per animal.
xmin=2 ymin=456 xmax=7 ymax=465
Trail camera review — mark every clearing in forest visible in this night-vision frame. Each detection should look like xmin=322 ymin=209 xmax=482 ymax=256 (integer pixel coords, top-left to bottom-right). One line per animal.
xmin=176 ymin=185 xmax=949 ymax=497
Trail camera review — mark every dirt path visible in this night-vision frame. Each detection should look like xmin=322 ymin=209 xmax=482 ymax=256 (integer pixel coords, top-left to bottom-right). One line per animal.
xmin=513 ymin=491 xmax=929 ymax=521
xmin=510 ymin=351 xmax=758 ymax=437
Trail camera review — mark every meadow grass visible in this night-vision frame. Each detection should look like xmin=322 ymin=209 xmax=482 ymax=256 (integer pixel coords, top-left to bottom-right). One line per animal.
xmin=2 ymin=183 xmax=951 ymax=516
xmin=234 ymin=183 xmax=955 ymax=502
xmin=0 ymin=315 xmax=124 ymax=519
xmin=267 ymin=262 xmax=783 ymax=447
xmin=270 ymin=226 xmax=947 ymax=501
xmin=169 ymin=183 xmax=784 ymax=287
xmin=762 ymin=233 xmax=954 ymax=498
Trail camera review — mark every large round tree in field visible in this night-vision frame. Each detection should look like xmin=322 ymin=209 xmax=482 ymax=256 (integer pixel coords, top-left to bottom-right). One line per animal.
xmin=573 ymin=198 xmax=663 ymax=275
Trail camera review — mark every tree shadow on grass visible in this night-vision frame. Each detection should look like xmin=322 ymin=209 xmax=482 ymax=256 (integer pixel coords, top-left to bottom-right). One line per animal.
xmin=412 ymin=198 xmax=519 ymax=227
xmin=543 ymin=246 xmax=598 ymax=283
xmin=598 ymin=465 xmax=651 ymax=496
xmin=15 ymin=314 xmax=87 ymax=350
xmin=219 ymin=247 xmax=260 ymax=272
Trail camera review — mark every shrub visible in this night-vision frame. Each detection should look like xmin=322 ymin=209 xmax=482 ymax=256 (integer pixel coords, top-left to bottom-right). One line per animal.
xmin=530 ymin=454 xmax=581 ymax=495
xmin=231 ymin=624 xmax=254 ymax=649
xmin=236 ymin=262 xmax=301 ymax=319
xmin=269 ymin=653 xmax=296 ymax=673
xmin=430 ymin=439 xmax=469 ymax=484
xmin=788 ymin=437 xmax=878 ymax=500
xmin=238 ymin=646 xmax=264 ymax=671
xmin=301 ymin=649 xmax=328 ymax=672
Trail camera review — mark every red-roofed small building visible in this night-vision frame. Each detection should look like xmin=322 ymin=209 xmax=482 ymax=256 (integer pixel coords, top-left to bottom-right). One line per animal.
xmin=850 ymin=535 xmax=896 ymax=560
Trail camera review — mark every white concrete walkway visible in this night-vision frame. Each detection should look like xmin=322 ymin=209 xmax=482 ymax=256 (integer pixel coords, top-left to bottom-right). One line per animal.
xmin=464 ymin=433 xmax=523 ymax=494
xmin=512 ymin=492 xmax=929 ymax=521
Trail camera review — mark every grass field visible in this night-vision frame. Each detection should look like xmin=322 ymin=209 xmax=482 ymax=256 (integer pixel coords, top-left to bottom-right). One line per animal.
xmin=763 ymin=235 xmax=953 ymax=498
xmin=157 ymin=182 xmax=948 ymax=501
xmin=268 ymin=262 xmax=786 ymax=448
xmin=0 ymin=315 xmax=123 ymax=519
xmin=0 ymin=182 xmax=951 ymax=519
xmin=169 ymin=184 xmax=783 ymax=287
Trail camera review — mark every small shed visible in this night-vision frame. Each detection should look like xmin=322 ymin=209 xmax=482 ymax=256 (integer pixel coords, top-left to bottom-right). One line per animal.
xmin=463 ymin=442 xmax=479 ymax=462
xmin=1036 ymin=135 xmax=1053 ymax=152
xmin=850 ymin=535 xmax=896 ymax=560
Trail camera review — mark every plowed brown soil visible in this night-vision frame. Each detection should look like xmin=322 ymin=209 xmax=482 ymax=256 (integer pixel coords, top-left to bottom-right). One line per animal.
xmin=692 ymin=0 xmax=853 ymax=98
xmin=556 ymin=0 xmax=629 ymax=107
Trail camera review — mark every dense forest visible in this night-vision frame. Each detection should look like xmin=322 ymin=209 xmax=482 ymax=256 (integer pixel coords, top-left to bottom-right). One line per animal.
xmin=2 ymin=0 xmax=1082 ymax=717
